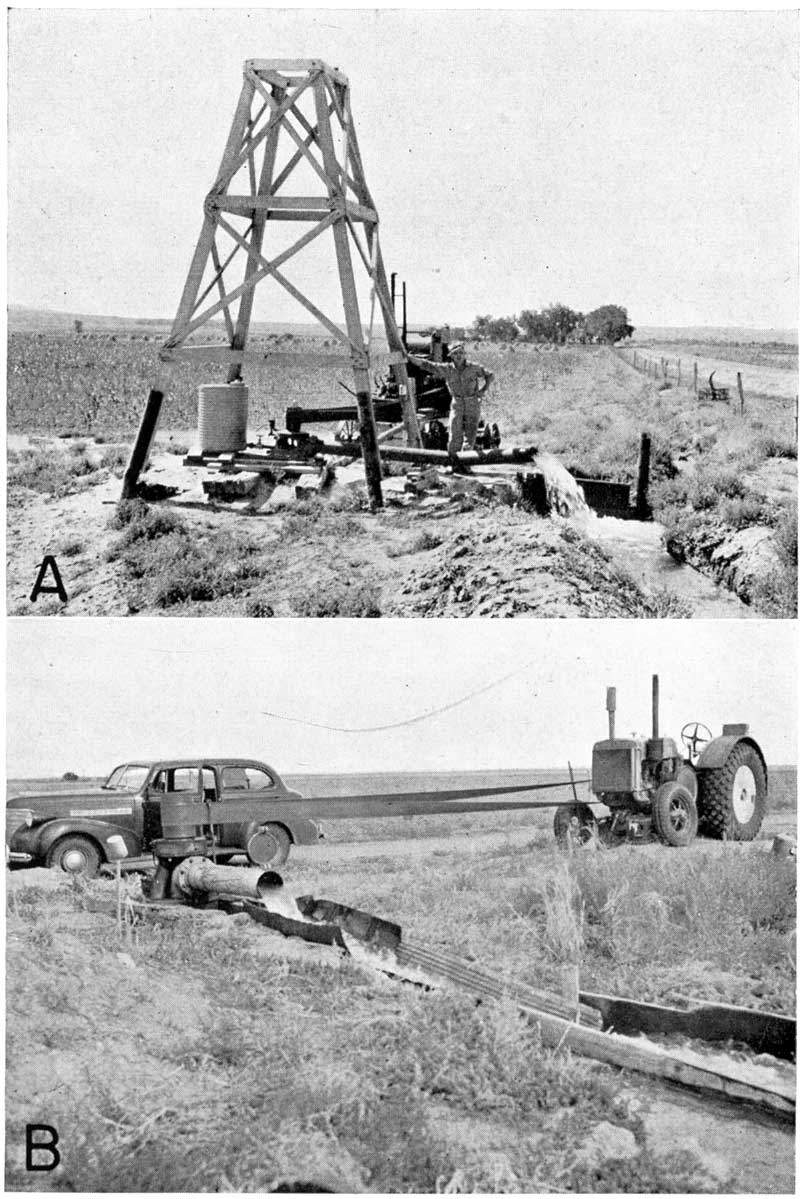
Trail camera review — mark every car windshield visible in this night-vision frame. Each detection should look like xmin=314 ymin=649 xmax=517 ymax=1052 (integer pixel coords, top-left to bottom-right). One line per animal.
xmin=102 ymin=764 xmax=150 ymax=791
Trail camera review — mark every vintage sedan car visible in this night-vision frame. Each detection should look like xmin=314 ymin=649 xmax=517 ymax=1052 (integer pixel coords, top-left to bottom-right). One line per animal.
xmin=6 ymin=758 xmax=324 ymax=877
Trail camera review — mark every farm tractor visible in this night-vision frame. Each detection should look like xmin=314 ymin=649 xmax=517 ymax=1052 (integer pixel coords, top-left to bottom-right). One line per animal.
xmin=555 ymin=675 xmax=767 ymax=848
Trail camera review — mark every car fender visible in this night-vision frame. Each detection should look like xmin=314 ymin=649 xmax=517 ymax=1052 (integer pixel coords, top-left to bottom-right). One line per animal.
xmin=33 ymin=819 xmax=141 ymax=862
xmin=696 ymin=735 xmax=766 ymax=779
xmin=232 ymin=816 xmax=321 ymax=848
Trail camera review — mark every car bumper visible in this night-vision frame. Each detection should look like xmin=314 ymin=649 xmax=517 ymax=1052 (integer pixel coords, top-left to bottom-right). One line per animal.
xmin=6 ymin=849 xmax=33 ymax=863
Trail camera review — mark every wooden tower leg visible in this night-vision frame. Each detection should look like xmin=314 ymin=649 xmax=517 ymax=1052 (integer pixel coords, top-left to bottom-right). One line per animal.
xmin=168 ymin=77 xmax=257 ymax=347
xmin=225 ymin=86 xmax=283 ymax=382
xmin=343 ymin=104 xmax=421 ymax=447
xmin=313 ymin=77 xmax=383 ymax=508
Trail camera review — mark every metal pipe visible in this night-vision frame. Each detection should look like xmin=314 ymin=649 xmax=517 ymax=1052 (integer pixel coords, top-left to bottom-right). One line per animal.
xmin=652 ymin=674 xmax=660 ymax=739
xmin=171 ymin=856 xmax=283 ymax=900
xmin=318 ymin=442 xmax=538 ymax=467
xmin=606 ymin=686 xmax=617 ymax=740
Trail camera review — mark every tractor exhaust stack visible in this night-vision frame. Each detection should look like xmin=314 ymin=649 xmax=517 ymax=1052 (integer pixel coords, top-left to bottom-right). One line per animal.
xmin=652 ymin=674 xmax=660 ymax=740
xmin=606 ymin=687 xmax=617 ymax=740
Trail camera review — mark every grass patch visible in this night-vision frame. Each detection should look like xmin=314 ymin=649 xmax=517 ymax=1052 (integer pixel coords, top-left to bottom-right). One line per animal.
xmin=289 ymin=579 xmax=382 ymax=617
xmin=106 ymin=503 xmax=267 ymax=611
xmin=8 ymin=446 xmax=100 ymax=498
xmin=567 ymin=847 xmax=795 ymax=1006
xmin=387 ymin=529 xmax=444 ymax=557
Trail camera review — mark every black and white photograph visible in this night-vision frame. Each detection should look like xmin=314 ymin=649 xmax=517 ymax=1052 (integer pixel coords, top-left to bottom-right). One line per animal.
xmin=7 ymin=7 xmax=797 ymax=618
xmin=5 ymin=619 xmax=798 ymax=1191
xmin=5 ymin=5 xmax=798 ymax=1197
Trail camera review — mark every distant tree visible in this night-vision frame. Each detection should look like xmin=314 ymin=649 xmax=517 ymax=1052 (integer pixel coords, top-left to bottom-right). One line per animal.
xmin=62 ymin=771 xmax=79 ymax=781
xmin=583 ymin=305 xmax=634 ymax=344
xmin=485 ymin=315 xmax=519 ymax=343
xmin=470 ymin=314 xmax=495 ymax=340
xmin=541 ymin=303 xmax=582 ymax=344
xmin=518 ymin=309 xmax=550 ymax=342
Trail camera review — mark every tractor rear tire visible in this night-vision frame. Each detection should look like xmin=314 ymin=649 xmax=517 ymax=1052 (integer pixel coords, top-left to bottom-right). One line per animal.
xmin=554 ymin=804 xmax=597 ymax=849
xmin=652 ymin=782 xmax=698 ymax=847
xmin=698 ymin=743 xmax=766 ymax=841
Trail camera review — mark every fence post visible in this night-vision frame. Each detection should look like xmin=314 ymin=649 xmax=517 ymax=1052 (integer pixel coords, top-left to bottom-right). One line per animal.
xmin=737 ymin=372 xmax=745 ymax=416
xmin=677 ymin=358 xmax=681 ymax=386
xmin=693 ymin=361 xmax=698 ymax=396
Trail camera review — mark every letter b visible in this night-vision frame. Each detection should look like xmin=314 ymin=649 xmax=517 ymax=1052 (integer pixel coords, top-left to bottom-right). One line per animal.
xmin=25 ymin=1124 xmax=60 ymax=1171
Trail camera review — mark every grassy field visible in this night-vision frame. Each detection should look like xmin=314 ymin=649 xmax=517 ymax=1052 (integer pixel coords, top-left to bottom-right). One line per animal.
xmin=5 ymin=813 xmax=795 ymax=1193
xmin=7 ymin=322 xmax=798 ymax=616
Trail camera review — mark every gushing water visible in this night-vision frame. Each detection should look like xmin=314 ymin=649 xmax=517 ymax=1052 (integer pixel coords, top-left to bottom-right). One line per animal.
xmin=534 ymin=451 xmax=591 ymax=518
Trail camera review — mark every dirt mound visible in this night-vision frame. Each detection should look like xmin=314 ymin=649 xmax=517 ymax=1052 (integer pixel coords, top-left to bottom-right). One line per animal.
xmin=389 ymin=516 xmax=679 ymax=617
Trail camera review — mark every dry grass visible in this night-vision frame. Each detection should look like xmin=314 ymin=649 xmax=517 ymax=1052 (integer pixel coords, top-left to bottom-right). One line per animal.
xmin=6 ymin=786 xmax=795 ymax=1194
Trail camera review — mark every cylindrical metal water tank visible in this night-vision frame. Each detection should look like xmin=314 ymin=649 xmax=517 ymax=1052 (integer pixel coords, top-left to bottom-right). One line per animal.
xmin=198 ymin=381 xmax=249 ymax=453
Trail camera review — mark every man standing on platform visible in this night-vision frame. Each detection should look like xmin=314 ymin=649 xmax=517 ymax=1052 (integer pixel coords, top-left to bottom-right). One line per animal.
xmin=406 ymin=342 xmax=494 ymax=459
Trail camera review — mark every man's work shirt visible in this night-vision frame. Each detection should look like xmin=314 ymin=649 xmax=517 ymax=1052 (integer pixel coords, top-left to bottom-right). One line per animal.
xmin=409 ymin=356 xmax=494 ymax=402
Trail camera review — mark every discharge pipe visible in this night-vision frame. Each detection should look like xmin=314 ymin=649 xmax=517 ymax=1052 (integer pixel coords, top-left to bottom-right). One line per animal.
xmin=171 ymin=857 xmax=283 ymax=901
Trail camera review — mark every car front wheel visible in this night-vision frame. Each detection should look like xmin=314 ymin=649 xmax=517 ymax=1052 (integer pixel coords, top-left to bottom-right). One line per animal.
xmin=46 ymin=835 xmax=102 ymax=878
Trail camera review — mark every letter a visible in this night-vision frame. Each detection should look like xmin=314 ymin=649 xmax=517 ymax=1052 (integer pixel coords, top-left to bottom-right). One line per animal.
xmin=30 ymin=556 xmax=68 ymax=604
xmin=25 ymin=1124 xmax=61 ymax=1171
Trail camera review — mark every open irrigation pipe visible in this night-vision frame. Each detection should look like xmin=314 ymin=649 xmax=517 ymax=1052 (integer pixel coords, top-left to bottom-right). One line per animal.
xmin=160 ymin=870 xmax=795 ymax=1123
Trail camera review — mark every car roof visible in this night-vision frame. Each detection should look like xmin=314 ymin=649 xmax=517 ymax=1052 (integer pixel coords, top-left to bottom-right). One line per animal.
xmin=113 ymin=759 xmax=277 ymax=771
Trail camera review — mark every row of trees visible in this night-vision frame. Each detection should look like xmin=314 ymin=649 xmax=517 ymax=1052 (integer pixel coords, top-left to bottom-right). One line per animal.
xmin=469 ymin=304 xmax=634 ymax=345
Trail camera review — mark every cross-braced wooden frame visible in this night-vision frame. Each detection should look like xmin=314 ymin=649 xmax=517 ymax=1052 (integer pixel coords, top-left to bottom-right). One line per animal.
xmin=122 ymin=59 xmax=420 ymax=506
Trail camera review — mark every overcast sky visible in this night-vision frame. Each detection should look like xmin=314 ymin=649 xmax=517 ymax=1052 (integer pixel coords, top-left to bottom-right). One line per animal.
xmin=7 ymin=6 xmax=798 ymax=330
xmin=7 ymin=619 xmax=797 ymax=778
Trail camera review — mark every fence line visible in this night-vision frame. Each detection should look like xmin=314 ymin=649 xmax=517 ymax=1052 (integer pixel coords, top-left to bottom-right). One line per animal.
xmin=614 ymin=347 xmax=797 ymax=420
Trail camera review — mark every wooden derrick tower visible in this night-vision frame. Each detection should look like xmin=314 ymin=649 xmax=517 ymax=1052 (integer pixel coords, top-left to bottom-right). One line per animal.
xmin=122 ymin=58 xmax=420 ymax=507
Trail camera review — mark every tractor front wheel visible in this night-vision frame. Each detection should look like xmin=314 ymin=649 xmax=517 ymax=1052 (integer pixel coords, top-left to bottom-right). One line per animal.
xmin=553 ymin=804 xmax=597 ymax=849
xmin=652 ymin=782 xmax=698 ymax=847
xmin=698 ymin=743 xmax=766 ymax=841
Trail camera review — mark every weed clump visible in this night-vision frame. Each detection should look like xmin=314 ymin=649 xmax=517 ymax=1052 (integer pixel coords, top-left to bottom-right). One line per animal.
xmin=387 ymin=530 xmax=443 ymax=557
xmin=569 ymin=847 xmax=795 ymax=1007
xmin=289 ymin=580 xmax=381 ymax=617
xmin=107 ymin=504 xmax=269 ymax=611
xmin=8 ymin=445 xmax=99 ymax=498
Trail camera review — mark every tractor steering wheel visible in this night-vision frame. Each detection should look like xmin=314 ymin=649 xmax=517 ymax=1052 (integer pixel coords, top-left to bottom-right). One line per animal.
xmin=681 ymin=722 xmax=712 ymax=759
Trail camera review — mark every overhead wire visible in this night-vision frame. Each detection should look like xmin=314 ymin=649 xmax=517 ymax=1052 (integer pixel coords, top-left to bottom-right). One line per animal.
xmin=260 ymin=659 xmax=537 ymax=733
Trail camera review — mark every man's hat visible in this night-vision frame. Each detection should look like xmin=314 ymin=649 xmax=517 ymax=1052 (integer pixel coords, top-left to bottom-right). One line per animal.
xmin=447 ymin=342 xmax=465 ymax=358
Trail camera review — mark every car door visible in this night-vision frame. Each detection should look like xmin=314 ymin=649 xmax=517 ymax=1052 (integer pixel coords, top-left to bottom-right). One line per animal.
xmin=216 ymin=763 xmax=279 ymax=847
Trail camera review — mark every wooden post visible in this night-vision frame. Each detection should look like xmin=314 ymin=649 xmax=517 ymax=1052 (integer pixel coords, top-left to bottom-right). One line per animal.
xmin=737 ymin=371 xmax=745 ymax=416
xmin=121 ymin=388 xmax=164 ymax=500
xmin=677 ymin=358 xmax=681 ymax=385
xmin=635 ymin=432 xmax=651 ymax=519
xmin=693 ymin=361 xmax=698 ymax=395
